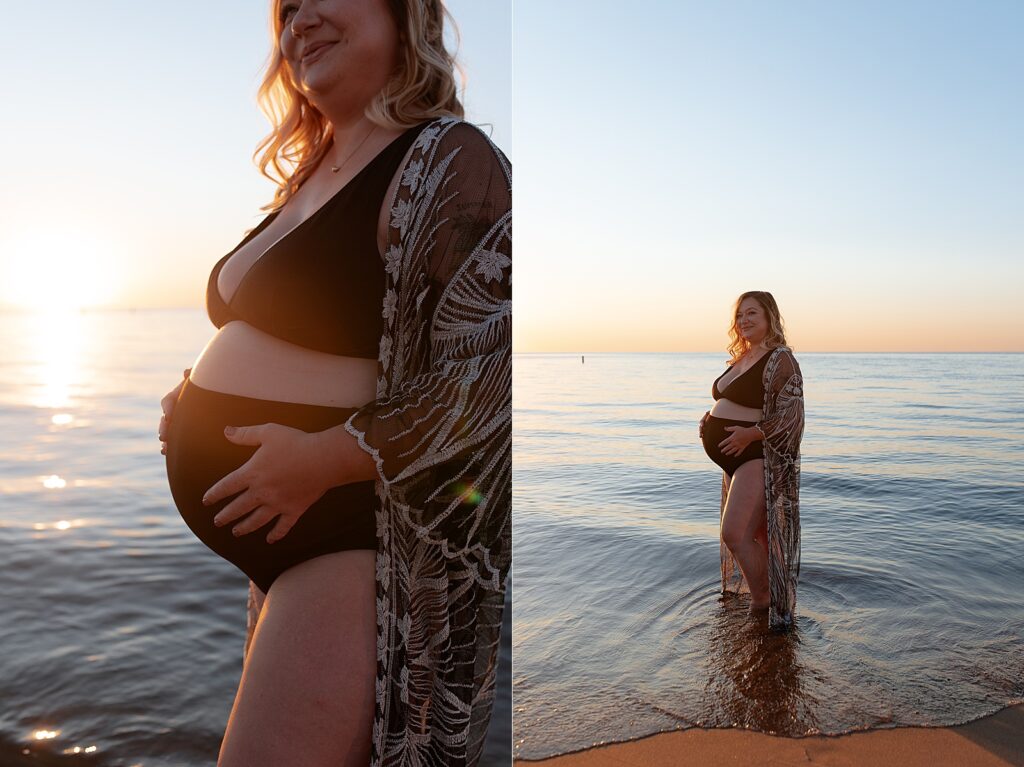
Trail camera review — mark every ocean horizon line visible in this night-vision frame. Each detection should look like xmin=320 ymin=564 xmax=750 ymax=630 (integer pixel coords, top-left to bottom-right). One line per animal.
xmin=512 ymin=349 xmax=1024 ymax=355
xmin=0 ymin=310 xmax=1018 ymax=354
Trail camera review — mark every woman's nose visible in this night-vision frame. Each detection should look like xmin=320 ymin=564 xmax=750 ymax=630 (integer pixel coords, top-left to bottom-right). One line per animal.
xmin=290 ymin=1 xmax=321 ymax=36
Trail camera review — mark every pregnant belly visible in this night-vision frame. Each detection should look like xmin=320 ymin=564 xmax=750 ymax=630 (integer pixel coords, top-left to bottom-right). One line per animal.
xmin=164 ymin=378 xmax=377 ymax=593
xmin=188 ymin=321 xmax=378 ymax=408
xmin=709 ymin=398 xmax=762 ymax=421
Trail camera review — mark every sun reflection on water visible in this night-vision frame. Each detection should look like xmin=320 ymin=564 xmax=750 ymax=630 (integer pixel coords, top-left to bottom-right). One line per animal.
xmin=32 ymin=519 xmax=85 ymax=531
xmin=26 ymin=308 xmax=86 ymax=410
xmin=41 ymin=475 xmax=67 ymax=489
xmin=64 ymin=745 xmax=99 ymax=754
xmin=24 ymin=728 xmax=100 ymax=760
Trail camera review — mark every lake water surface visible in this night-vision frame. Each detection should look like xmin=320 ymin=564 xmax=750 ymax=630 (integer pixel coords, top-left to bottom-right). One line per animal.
xmin=0 ymin=309 xmax=510 ymax=766
xmin=513 ymin=352 xmax=1024 ymax=759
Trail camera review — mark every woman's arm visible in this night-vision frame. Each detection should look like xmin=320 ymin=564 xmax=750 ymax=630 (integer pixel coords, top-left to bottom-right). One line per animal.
xmin=343 ymin=120 xmax=511 ymax=571
xmin=346 ymin=123 xmax=510 ymax=476
xmin=754 ymin=349 xmax=805 ymax=456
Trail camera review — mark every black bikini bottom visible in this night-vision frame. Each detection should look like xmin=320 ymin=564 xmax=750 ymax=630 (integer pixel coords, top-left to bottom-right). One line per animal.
xmin=164 ymin=380 xmax=377 ymax=593
xmin=701 ymin=415 xmax=765 ymax=478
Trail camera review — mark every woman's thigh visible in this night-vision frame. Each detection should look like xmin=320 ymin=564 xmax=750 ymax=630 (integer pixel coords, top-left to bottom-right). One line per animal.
xmin=721 ymin=459 xmax=766 ymax=544
xmin=218 ymin=550 xmax=377 ymax=767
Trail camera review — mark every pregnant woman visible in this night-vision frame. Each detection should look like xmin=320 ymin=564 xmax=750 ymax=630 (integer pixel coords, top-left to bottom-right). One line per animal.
xmin=158 ymin=2 xmax=511 ymax=765
xmin=700 ymin=291 xmax=804 ymax=629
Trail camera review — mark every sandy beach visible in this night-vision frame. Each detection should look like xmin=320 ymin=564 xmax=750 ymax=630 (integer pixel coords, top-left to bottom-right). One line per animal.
xmin=518 ymin=703 xmax=1024 ymax=767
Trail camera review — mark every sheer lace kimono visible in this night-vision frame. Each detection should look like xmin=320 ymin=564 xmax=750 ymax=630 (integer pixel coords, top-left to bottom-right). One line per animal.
xmin=243 ymin=117 xmax=511 ymax=766
xmin=720 ymin=347 xmax=804 ymax=629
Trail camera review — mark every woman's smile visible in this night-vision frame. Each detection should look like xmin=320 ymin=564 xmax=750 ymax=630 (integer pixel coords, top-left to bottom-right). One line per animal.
xmin=279 ymin=0 xmax=399 ymax=106
xmin=301 ymin=40 xmax=336 ymax=65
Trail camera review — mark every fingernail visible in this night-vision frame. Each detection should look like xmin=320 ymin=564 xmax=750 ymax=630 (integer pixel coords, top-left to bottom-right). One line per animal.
xmin=213 ymin=516 xmax=222 ymax=526
xmin=202 ymin=495 xmax=210 ymax=506
xmin=232 ymin=528 xmax=241 ymax=537
xmin=224 ymin=426 xmax=236 ymax=436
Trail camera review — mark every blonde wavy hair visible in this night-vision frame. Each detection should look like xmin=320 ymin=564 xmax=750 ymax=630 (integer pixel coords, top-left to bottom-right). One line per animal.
xmin=727 ymin=291 xmax=791 ymax=363
xmin=254 ymin=0 xmax=465 ymax=212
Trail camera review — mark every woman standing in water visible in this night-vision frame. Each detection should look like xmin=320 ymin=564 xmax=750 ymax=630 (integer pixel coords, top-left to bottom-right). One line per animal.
xmin=158 ymin=1 xmax=511 ymax=764
xmin=700 ymin=291 xmax=803 ymax=629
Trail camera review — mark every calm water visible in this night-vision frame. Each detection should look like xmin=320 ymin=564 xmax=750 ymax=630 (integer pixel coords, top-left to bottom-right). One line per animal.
xmin=513 ymin=352 xmax=1024 ymax=759
xmin=0 ymin=309 xmax=510 ymax=766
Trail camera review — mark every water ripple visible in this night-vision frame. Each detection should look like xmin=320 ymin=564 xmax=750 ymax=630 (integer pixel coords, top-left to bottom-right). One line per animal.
xmin=513 ymin=352 xmax=1024 ymax=759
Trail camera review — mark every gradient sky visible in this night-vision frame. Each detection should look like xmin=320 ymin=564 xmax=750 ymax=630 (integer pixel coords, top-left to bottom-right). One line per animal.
xmin=2 ymin=2 xmax=1021 ymax=352
xmin=0 ymin=0 xmax=510 ymax=313
xmin=516 ymin=0 xmax=1023 ymax=352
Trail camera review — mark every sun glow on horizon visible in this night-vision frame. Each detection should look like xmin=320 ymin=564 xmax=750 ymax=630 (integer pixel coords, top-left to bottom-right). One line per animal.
xmin=1 ymin=231 xmax=118 ymax=311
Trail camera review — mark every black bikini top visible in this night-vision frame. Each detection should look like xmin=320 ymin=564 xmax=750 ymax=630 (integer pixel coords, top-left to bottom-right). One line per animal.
xmin=712 ymin=352 xmax=770 ymax=409
xmin=206 ymin=123 xmax=428 ymax=357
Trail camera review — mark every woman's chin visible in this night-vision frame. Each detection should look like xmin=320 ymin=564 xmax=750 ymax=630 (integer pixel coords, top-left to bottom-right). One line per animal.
xmin=297 ymin=68 xmax=342 ymax=101
xmin=300 ymin=79 xmax=332 ymax=101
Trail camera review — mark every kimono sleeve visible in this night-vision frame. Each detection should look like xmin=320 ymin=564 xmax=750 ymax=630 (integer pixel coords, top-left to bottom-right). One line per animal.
xmin=756 ymin=349 xmax=804 ymax=458
xmin=344 ymin=122 xmax=511 ymax=575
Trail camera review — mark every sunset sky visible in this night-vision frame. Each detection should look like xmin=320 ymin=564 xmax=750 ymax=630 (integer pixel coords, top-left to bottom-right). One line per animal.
xmin=2 ymin=2 xmax=1021 ymax=352
xmin=516 ymin=0 xmax=1023 ymax=352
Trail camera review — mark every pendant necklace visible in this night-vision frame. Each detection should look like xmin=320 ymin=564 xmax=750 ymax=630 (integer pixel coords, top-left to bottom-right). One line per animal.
xmin=331 ymin=124 xmax=377 ymax=173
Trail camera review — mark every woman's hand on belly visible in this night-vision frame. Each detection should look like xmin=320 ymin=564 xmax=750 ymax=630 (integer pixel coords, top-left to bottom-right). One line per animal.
xmin=718 ymin=425 xmax=763 ymax=457
xmin=202 ymin=421 xmax=377 ymax=543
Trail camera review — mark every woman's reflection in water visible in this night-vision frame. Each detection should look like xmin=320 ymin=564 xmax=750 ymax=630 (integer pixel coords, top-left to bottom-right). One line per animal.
xmin=700 ymin=593 xmax=822 ymax=736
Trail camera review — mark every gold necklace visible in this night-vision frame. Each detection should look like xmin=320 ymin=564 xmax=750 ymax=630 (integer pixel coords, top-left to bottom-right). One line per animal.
xmin=330 ymin=124 xmax=377 ymax=173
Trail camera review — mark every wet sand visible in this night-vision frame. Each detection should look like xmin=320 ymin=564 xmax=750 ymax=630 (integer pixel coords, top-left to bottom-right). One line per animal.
xmin=518 ymin=703 xmax=1024 ymax=767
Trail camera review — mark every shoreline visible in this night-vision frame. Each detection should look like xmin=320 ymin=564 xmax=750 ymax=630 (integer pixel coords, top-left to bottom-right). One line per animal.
xmin=517 ymin=703 xmax=1024 ymax=766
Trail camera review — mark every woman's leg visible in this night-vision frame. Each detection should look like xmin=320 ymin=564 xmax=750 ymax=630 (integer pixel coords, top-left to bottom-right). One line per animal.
xmin=720 ymin=459 xmax=769 ymax=610
xmin=244 ymin=581 xmax=267 ymax=660
xmin=218 ymin=550 xmax=377 ymax=767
